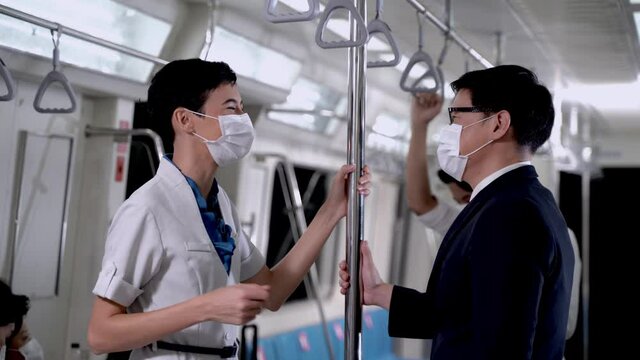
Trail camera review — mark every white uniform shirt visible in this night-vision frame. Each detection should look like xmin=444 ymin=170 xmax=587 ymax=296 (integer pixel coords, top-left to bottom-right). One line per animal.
xmin=93 ymin=158 xmax=265 ymax=359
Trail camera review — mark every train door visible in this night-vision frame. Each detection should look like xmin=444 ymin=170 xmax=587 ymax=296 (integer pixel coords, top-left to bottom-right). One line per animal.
xmin=0 ymin=79 xmax=82 ymax=359
xmin=560 ymin=168 xmax=640 ymax=360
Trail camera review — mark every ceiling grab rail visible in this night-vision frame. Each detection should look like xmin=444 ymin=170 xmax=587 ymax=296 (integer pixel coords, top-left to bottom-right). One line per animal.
xmin=315 ymin=0 xmax=368 ymax=49
xmin=366 ymin=0 xmax=400 ymax=68
xmin=432 ymin=0 xmax=453 ymax=95
xmin=33 ymin=27 xmax=77 ymax=114
xmin=199 ymin=0 xmax=219 ymax=60
xmin=264 ymin=0 xmax=320 ymax=23
xmin=399 ymin=12 xmax=441 ymax=94
xmin=0 ymin=57 xmax=16 ymax=101
xmin=404 ymin=0 xmax=493 ymax=69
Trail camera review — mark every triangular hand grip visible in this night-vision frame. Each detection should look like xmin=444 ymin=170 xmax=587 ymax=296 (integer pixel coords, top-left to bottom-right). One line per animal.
xmin=264 ymin=0 xmax=320 ymax=23
xmin=315 ymin=0 xmax=368 ymax=49
xmin=399 ymin=50 xmax=441 ymax=94
xmin=367 ymin=19 xmax=400 ymax=68
xmin=0 ymin=58 xmax=16 ymax=101
xmin=33 ymin=70 xmax=77 ymax=114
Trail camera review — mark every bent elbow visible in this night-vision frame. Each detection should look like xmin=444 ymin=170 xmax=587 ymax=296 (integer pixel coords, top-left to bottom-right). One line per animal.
xmin=265 ymin=300 xmax=281 ymax=312
xmin=407 ymin=201 xmax=421 ymax=214
xmin=408 ymin=201 xmax=428 ymax=216
xmin=88 ymin=324 xmax=111 ymax=355
xmin=408 ymin=196 xmax=436 ymax=216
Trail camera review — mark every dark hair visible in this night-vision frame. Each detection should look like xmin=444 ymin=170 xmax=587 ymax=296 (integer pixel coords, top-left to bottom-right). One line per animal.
xmin=450 ymin=65 xmax=554 ymax=153
xmin=0 ymin=280 xmax=29 ymax=338
xmin=437 ymin=169 xmax=473 ymax=192
xmin=147 ymin=59 xmax=237 ymax=143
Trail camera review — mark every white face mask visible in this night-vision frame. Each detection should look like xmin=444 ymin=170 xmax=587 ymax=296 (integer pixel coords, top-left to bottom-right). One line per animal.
xmin=188 ymin=110 xmax=255 ymax=167
xmin=437 ymin=114 xmax=495 ymax=182
xmin=19 ymin=338 xmax=44 ymax=360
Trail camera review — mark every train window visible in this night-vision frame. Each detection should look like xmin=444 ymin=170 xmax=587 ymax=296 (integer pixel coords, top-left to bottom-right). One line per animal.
xmin=267 ymin=77 xmax=345 ymax=135
xmin=265 ymin=164 xmax=339 ymax=303
xmin=367 ymin=112 xmax=410 ymax=155
xmin=203 ymin=27 xmax=301 ymax=90
xmin=0 ymin=0 xmax=171 ymax=82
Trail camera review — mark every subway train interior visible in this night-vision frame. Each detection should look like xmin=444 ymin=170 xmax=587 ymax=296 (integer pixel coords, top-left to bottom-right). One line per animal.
xmin=0 ymin=0 xmax=637 ymax=359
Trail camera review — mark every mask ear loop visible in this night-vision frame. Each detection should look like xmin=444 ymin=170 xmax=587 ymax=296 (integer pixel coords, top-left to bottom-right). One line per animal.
xmin=460 ymin=114 xmax=497 ymax=157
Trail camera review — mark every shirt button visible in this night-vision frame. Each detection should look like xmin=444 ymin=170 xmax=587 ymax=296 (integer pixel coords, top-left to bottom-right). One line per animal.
xmin=224 ymin=332 xmax=231 ymax=340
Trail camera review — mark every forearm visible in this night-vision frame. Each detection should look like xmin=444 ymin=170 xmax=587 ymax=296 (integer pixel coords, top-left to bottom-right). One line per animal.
xmin=88 ymin=296 xmax=206 ymax=354
xmin=265 ymin=204 xmax=340 ymax=309
xmin=406 ymin=124 xmax=437 ymax=214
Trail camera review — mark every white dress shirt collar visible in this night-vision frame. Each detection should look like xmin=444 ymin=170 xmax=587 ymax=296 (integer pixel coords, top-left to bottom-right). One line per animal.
xmin=470 ymin=161 xmax=532 ymax=201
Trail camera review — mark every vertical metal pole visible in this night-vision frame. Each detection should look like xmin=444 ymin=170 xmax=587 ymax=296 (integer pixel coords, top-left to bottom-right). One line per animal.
xmin=581 ymin=166 xmax=590 ymax=360
xmin=580 ymin=119 xmax=591 ymax=360
xmin=345 ymin=0 xmax=367 ymax=359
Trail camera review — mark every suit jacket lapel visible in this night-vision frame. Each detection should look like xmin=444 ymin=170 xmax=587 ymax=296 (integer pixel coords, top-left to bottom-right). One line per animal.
xmin=427 ymin=165 xmax=539 ymax=289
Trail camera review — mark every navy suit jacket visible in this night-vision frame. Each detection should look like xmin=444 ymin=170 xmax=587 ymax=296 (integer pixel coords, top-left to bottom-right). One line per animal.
xmin=389 ymin=165 xmax=574 ymax=360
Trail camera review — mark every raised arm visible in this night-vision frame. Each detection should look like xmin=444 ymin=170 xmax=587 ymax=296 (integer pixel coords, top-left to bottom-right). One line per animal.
xmin=245 ymin=165 xmax=371 ymax=311
xmin=406 ymin=93 xmax=444 ymax=215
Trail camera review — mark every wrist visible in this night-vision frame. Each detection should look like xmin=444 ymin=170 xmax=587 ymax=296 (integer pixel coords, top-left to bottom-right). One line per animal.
xmin=318 ymin=202 xmax=342 ymax=225
xmin=371 ymin=283 xmax=393 ymax=309
xmin=189 ymin=295 xmax=212 ymax=323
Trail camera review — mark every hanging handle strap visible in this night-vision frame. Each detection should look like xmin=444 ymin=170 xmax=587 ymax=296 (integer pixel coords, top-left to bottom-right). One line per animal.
xmin=366 ymin=20 xmax=400 ymax=68
xmin=399 ymin=50 xmax=441 ymax=94
xmin=264 ymin=0 xmax=320 ymax=23
xmin=33 ymin=28 xmax=77 ymax=114
xmin=367 ymin=0 xmax=399 ymax=68
xmin=315 ymin=0 xmax=368 ymax=49
xmin=0 ymin=57 xmax=16 ymax=101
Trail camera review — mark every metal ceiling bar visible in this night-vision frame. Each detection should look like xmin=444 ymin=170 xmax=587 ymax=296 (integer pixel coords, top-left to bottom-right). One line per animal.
xmin=404 ymin=0 xmax=494 ymax=68
xmin=0 ymin=4 xmax=168 ymax=66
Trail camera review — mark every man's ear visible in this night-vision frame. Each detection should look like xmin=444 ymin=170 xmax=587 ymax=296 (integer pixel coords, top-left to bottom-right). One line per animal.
xmin=172 ymin=107 xmax=195 ymax=134
xmin=491 ymin=110 xmax=511 ymax=140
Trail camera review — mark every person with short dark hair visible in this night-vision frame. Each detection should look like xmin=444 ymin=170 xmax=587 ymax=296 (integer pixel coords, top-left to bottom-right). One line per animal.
xmin=88 ymin=59 xmax=371 ymax=359
xmin=0 ymin=279 xmax=30 ymax=359
xmin=341 ymin=65 xmax=575 ymax=360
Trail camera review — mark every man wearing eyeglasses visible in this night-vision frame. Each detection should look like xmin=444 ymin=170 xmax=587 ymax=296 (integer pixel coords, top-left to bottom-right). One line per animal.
xmin=340 ymin=65 xmax=575 ymax=360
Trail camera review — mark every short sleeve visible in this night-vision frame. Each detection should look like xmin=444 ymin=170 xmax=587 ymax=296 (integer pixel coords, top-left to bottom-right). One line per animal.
xmin=93 ymin=201 xmax=164 ymax=307
xmin=238 ymin=229 xmax=265 ymax=281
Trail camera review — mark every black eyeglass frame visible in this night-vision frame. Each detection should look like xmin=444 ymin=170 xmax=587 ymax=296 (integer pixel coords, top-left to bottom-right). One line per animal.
xmin=447 ymin=106 xmax=494 ymax=124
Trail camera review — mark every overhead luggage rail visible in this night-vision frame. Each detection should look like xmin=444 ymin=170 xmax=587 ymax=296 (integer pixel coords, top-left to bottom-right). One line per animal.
xmin=0 ymin=4 xmax=168 ymax=66
xmin=265 ymin=0 xmax=320 ymax=23
xmin=33 ymin=28 xmax=77 ymax=114
xmin=315 ymin=0 xmax=368 ymax=49
xmin=0 ymin=57 xmax=16 ymax=101
xmin=367 ymin=0 xmax=400 ymax=68
xmin=405 ymin=0 xmax=493 ymax=69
